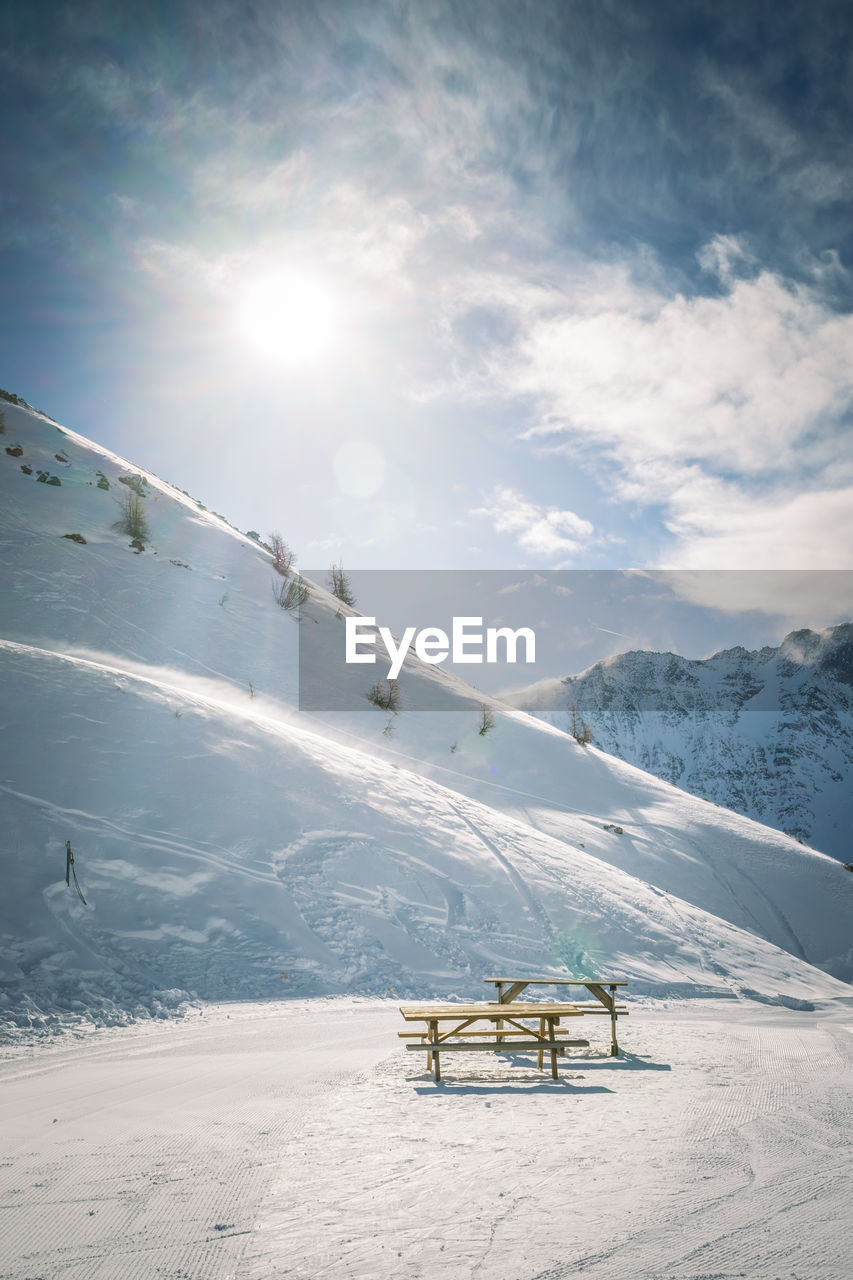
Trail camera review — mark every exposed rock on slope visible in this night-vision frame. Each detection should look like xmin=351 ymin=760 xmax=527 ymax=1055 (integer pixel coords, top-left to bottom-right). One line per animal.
xmin=504 ymin=626 xmax=853 ymax=862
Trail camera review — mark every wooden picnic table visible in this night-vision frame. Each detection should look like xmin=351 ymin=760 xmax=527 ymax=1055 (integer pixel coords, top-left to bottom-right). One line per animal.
xmin=484 ymin=977 xmax=628 ymax=1056
xmin=399 ymin=1001 xmax=589 ymax=1082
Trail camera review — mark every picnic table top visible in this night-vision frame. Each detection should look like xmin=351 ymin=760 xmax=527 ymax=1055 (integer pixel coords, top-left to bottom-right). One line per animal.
xmin=399 ymin=1002 xmax=585 ymax=1021
xmin=483 ymin=976 xmax=628 ymax=986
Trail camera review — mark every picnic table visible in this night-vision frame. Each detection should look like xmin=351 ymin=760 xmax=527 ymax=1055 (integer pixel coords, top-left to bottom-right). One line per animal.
xmin=399 ymin=1001 xmax=590 ymax=1082
xmin=484 ymin=976 xmax=628 ymax=1056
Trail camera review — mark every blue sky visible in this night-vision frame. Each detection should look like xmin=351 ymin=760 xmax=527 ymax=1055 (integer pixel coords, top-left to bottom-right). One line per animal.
xmin=3 ymin=0 xmax=853 ymax=638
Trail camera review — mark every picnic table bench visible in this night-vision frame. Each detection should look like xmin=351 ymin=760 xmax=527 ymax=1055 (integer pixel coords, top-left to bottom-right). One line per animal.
xmin=399 ymin=1002 xmax=590 ymax=1081
xmin=399 ymin=978 xmax=628 ymax=1082
xmin=484 ymin=977 xmax=628 ymax=1056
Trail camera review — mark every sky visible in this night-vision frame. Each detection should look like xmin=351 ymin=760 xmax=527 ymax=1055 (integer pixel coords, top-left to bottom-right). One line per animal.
xmin=3 ymin=0 xmax=853 ymax=632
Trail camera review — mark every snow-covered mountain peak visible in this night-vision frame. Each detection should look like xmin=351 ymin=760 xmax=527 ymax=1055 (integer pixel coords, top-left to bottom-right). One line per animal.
xmin=506 ymin=623 xmax=853 ymax=864
xmin=776 ymin=622 xmax=853 ymax=682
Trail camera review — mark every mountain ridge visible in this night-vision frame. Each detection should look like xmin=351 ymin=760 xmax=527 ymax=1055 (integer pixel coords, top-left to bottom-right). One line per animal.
xmin=504 ymin=624 xmax=853 ymax=860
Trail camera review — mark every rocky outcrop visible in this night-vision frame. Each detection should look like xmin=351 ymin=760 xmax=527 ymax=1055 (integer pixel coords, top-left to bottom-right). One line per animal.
xmin=507 ymin=624 xmax=853 ymax=862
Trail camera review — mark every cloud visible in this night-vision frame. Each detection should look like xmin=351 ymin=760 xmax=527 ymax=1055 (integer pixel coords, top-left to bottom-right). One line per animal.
xmin=663 ymin=569 xmax=853 ymax=629
xmin=700 ymin=61 xmax=853 ymax=212
xmin=663 ymin=475 xmax=853 ymax=570
xmin=449 ymin=240 xmax=853 ymax=568
xmin=7 ymin=1 xmax=853 ymax=578
xmin=472 ymin=486 xmax=595 ymax=560
xmin=695 ymin=233 xmax=755 ymax=283
xmin=496 ymin=573 xmax=549 ymax=594
xmin=515 ymin=258 xmax=853 ymax=477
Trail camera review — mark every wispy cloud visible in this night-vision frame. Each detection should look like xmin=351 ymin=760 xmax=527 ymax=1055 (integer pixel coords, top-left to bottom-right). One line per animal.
xmin=6 ymin=1 xmax=853 ymax=577
xmin=472 ymin=486 xmax=596 ymax=560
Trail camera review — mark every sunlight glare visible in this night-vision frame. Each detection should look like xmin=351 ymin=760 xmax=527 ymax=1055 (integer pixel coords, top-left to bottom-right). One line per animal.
xmin=237 ymin=270 xmax=341 ymax=365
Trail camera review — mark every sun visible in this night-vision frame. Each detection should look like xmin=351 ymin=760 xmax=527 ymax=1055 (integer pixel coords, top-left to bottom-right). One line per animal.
xmin=236 ymin=269 xmax=340 ymax=365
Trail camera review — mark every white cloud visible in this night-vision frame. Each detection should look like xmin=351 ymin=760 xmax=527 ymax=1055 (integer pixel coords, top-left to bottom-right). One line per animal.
xmin=472 ymin=486 xmax=595 ymax=560
xmin=696 ymin=233 xmax=755 ymax=283
xmin=664 ymin=568 xmax=853 ymax=628
xmin=515 ymin=266 xmax=853 ymax=477
xmin=663 ymin=475 xmax=853 ymax=570
xmin=450 ymin=241 xmax=853 ymax=569
xmin=496 ymin=573 xmax=549 ymax=594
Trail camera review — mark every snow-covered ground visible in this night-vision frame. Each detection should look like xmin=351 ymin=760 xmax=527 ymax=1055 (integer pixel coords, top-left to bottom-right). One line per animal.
xmin=2 ymin=998 xmax=851 ymax=1279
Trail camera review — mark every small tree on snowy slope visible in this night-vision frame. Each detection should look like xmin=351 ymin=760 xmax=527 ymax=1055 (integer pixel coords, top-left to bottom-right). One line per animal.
xmin=477 ymin=703 xmax=496 ymax=736
xmin=268 ymin=532 xmax=295 ymax=577
xmin=113 ymin=489 xmax=149 ymax=542
xmin=327 ymin=563 xmax=356 ymax=608
xmin=569 ymin=701 xmax=593 ymax=745
xmin=366 ymin=678 xmax=400 ymax=712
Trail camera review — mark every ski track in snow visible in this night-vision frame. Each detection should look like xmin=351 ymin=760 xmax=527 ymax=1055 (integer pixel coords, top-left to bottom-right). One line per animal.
xmin=0 ymin=782 xmax=281 ymax=890
xmin=0 ymin=1003 xmax=393 ymax=1280
xmin=443 ymin=799 xmax=557 ymax=941
xmin=235 ymin=1003 xmax=853 ymax=1280
xmin=2 ymin=1007 xmax=850 ymax=1280
xmin=524 ymin=1021 xmax=853 ymax=1280
xmin=677 ymin=823 xmax=809 ymax=966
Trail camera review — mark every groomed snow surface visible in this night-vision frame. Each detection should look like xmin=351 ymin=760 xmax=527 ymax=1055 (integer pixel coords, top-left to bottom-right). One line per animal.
xmin=1 ymin=403 xmax=852 ymax=1276
xmin=2 ymin=999 xmax=852 ymax=1280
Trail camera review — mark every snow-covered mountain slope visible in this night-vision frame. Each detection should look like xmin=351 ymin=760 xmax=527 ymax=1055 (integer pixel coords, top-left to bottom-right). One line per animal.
xmin=1 ymin=402 xmax=851 ymax=1034
xmin=503 ymin=628 xmax=853 ymax=863
xmin=6 ymin=639 xmax=846 ymax=1019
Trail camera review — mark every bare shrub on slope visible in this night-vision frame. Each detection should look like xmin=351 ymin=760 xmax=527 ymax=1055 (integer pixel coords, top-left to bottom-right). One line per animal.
xmin=113 ymin=489 xmax=149 ymax=543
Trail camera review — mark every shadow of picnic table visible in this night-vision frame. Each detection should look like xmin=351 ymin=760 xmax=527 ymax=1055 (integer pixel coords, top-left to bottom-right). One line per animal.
xmin=408 ymin=1047 xmax=671 ymax=1094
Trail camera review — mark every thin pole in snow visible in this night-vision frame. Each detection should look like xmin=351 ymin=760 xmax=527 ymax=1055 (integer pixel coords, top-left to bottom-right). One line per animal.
xmin=65 ymin=840 xmax=87 ymax=905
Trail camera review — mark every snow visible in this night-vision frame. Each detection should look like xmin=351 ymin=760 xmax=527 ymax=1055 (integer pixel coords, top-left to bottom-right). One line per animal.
xmin=1 ymin=999 xmax=851 ymax=1279
xmin=2 ymin=633 xmax=850 ymax=1032
xmin=1 ymin=401 xmax=852 ymax=1276
xmin=503 ymin=629 xmax=853 ymax=862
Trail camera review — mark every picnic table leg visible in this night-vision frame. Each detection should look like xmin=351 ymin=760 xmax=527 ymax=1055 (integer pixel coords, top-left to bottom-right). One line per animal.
xmin=537 ymin=1017 xmax=545 ymax=1071
xmin=430 ymin=1019 xmax=440 ymax=1082
xmin=548 ymin=1018 xmax=558 ymax=1079
xmin=425 ymin=1031 xmax=432 ymax=1073
xmin=609 ymin=985 xmax=619 ymax=1056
